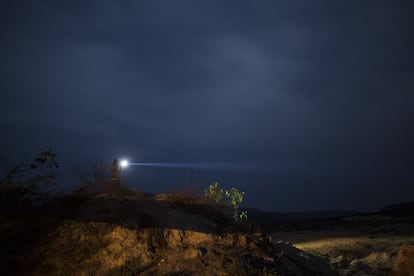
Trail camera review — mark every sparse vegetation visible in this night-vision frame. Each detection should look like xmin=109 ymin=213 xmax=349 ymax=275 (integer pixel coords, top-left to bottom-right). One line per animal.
xmin=225 ymin=187 xmax=248 ymax=222
xmin=0 ymin=148 xmax=61 ymax=217
xmin=164 ymin=192 xmax=229 ymax=227
xmin=204 ymin=182 xmax=248 ymax=222
xmin=74 ymin=160 xmax=130 ymax=195
xmin=204 ymin=181 xmax=224 ymax=203
xmin=6 ymin=155 xmax=398 ymax=275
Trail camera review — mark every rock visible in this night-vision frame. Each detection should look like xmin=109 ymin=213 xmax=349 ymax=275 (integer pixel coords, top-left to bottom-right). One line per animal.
xmin=274 ymin=241 xmax=339 ymax=275
xmin=237 ymin=234 xmax=247 ymax=247
xmin=163 ymin=229 xmax=184 ymax=249
xmin=361 ymin=251 xmax=392 ymax=266
xmin=350 ymin=259 xmax=359 ymax=266
xmin=330 ymin=255 xmax=344 ymax=264
xmin=183 ymin=248 xmax=200 ymax=259
xmin=390 ymin=245 xmax=414 ymax=276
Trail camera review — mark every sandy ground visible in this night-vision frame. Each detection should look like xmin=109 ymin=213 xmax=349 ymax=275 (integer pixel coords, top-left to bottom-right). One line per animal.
xmin=272 ymin=220 xmax=414 ymax=275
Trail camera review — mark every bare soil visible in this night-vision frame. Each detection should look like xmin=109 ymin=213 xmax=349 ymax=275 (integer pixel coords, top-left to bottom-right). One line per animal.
xmin=272 ymin=216 xmax=414 ymax=275
xmin=1 ymin=189 xmax=413 ymax=275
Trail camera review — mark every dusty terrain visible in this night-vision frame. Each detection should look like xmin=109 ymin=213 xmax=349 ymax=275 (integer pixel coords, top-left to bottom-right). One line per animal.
xmin=273 ymin=216 xmax=414 ymax=275
xmin=1 ymin=188 xmax=414 ymax=275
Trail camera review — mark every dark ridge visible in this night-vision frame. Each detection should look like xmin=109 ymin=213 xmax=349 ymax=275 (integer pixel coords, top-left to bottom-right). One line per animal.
xmin=380 ymin=200 xmax=414 ymax=217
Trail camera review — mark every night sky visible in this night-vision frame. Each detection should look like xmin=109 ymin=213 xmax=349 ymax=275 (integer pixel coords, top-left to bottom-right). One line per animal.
xmin=1 ymin=1 xmax=414 ymax=212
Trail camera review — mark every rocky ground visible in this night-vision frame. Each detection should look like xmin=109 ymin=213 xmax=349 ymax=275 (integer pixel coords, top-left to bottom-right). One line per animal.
xmin=272 ymin=216 xmax=414 ymax=275
xmin=1 ymin=188 xmax=413 ymax=275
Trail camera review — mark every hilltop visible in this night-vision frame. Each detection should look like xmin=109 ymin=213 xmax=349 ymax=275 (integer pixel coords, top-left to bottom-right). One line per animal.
xmin=1 ymin=186 xmax=414 ymax=275
xmin=1 ymin=188 xmax=337 ymax=275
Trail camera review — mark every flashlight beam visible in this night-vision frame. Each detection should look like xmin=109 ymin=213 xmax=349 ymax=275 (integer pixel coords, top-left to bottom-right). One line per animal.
xmin=125 ymin=162 xmax=298 ymax=172
xmin=127 ymin=162 xmax=215 ymax=169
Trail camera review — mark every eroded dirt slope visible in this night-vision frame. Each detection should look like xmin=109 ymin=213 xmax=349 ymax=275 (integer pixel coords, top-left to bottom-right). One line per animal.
xmin=14 ymin=191 xmax=337 ymax=275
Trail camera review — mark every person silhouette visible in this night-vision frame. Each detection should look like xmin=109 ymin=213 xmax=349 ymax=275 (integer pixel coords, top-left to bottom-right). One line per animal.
xmin=111 ymin=158 xmax=121 ymax=186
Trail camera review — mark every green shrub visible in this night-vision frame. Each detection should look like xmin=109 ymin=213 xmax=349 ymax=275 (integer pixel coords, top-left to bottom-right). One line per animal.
xmin=204 ymin=182 xmax=248 ymax=222
xmin=204 ymin=182 xmax=224 ymax=203
xmin=225 ymin=187 xmax=248 ymax=222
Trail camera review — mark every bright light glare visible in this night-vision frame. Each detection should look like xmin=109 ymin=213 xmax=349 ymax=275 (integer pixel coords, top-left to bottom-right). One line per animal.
xmin=120 ymin=159 xmax=128 ymax=168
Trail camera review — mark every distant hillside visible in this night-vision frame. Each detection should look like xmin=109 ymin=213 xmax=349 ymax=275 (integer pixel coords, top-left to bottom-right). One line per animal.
xmin=380 ymin=200 xmax=414 ymax=217
xmin=244 ymin=208 xmax=359 ymax=225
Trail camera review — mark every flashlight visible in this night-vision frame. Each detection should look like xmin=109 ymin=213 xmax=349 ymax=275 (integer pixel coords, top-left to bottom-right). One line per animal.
xmin=120 ymin=159 xmax=129 ymax=168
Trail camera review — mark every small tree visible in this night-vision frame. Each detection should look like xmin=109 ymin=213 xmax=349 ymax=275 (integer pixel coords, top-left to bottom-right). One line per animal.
xmin=204 ymin=182 xmax=224 ymax=203
xmin=0 ymin=148 xmax=61 ymax=205
xmin=204 ymin=182 xmax=248 ymax=222
xmin=225 ymin=187 xmax=248 ymax=222
xmin=30 ymin=148 xmax=60 ymax=193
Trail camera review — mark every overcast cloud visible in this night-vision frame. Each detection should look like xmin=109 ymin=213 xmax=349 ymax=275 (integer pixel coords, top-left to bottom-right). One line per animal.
xmin=1 ymin=1 xmax=414 ymax=211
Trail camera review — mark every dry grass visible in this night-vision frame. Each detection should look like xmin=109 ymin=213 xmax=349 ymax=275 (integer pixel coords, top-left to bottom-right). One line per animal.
xmin=158 ymin=187 xmax=231 ymax=228
xmin=73 ymin=161 xmax=133 ymax=196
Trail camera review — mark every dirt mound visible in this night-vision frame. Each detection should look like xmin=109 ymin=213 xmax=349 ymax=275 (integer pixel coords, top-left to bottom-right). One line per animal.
xmin=31 ymin=223 xmax=335 ymax=275
xmin=8 ymin=191 xmax=338 ymax=275
xmin=391 ymin=245 xmax=414 ymax=276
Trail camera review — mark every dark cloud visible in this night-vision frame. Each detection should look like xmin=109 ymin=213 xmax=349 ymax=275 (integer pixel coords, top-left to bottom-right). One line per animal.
xmin=1 ymin=0 xmax=414 ymax=211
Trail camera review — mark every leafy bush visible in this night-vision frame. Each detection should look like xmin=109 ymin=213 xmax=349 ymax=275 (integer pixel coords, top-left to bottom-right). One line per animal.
xmin=225 ymin=188 xmax=248 ymax=222
xmin=204 ymin=182 xmax=248 ymax=222
xmin=204 ymin=182 xmax=224 ymax=203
